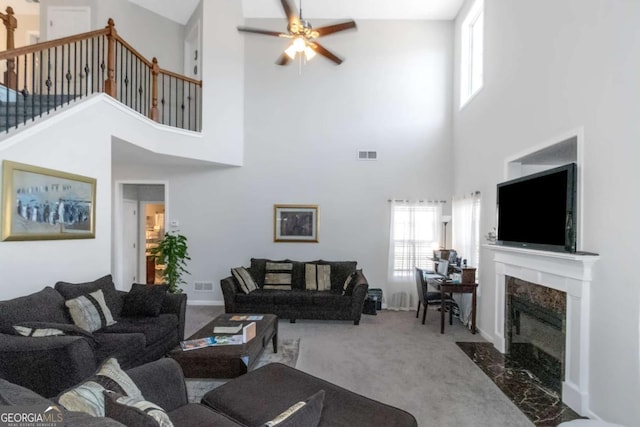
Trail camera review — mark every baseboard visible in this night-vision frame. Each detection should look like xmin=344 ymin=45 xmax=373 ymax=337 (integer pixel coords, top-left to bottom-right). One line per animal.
xmin=187 ymin=300 xmax=224 ymax=306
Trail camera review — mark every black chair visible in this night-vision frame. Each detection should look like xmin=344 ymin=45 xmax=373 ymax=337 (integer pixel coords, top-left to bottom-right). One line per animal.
xmin=415 ymin=267 xmax=448 ymax=325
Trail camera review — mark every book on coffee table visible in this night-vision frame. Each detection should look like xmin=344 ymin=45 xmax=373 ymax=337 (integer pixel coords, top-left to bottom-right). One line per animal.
xmin=243 ymin=322 xmax=256 ymax=343
xmin=230 ymin=315 xmax=264 ymax=321
xmin=180 ymin=334 xmax=244 ymax=351
xmin=213 ymin=324 xmax=243 ymax=334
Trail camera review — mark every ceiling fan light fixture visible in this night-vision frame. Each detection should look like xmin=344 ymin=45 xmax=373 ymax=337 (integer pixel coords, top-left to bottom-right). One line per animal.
xmin=292 ymin=37 xmax=306 ymax=52
xmin=284 ymin=43 xmax=298 ymax=60
xmin=304 ymin=45 xmax=316 ymax=60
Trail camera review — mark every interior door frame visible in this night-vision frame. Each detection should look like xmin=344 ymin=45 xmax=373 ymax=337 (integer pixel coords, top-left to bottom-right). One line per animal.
xmin=113 ymin=180 xmax=168 ymax=291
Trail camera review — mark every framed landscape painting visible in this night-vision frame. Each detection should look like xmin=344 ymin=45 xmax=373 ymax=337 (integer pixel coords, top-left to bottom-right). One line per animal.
xmin=274 ymin=204 xmax=318 ymax=243
xmin=1 ymin=160 xmax=96 ymax=241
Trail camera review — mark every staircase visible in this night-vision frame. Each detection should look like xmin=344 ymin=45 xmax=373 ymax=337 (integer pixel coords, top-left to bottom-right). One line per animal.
xmin=0 ymin=15 xmax=202 ymax=136
xmin=0 ymin=92 xmax=78 ymax=131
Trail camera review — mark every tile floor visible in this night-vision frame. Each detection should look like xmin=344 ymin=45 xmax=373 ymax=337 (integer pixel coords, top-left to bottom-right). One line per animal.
xmin=457 ymin=342 xmax=583 ymax=426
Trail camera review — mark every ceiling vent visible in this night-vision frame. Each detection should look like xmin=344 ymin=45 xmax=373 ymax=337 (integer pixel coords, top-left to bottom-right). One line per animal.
xmin=357 ymin=150 xmax=378 ymax=161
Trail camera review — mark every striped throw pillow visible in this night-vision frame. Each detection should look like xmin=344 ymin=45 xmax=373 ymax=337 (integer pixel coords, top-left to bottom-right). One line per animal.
xmin=231 ymin=267 xmax=258 ymax=294
xmin=13 ymin=325 xmax=64 ymax=337
xmin=261 ymin=390 xmax=325 ymax=427
xmin=65 ymin=289 xmax=116 ymax=332
xmin=305 ymin=264 xmax=331 ymax=291
xmin=264 ymin=262 xmax=293 ymax=290
xmin=104 ymin=390 xmax=174 ymax=427
xmin=58 ymin=358 xmax=142 ymax=417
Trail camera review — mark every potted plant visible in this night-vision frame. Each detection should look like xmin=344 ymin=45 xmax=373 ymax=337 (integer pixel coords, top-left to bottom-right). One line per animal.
xmin=151 ymin=231 xmax=190 ymax=293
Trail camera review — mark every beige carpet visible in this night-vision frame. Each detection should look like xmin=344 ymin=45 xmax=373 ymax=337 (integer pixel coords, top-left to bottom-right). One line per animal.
xmin=185 ymin=306 xmax=533 ymax=426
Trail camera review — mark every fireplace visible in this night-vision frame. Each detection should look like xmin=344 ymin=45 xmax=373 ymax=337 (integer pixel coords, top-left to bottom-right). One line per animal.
xmin=505 ymin=277 xmax=566 ymax=393
xmin=486 ymin=244 xmax=599 ymax=416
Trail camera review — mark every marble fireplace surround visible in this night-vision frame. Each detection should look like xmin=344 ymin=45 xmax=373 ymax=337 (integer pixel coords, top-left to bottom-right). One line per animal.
xmin=486 ymin=245 xmax=599 ymax=416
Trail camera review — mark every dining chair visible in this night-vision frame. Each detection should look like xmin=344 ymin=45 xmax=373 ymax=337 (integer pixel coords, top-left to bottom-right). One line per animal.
xmin=415 ymin=267 xmax=448 ymax=324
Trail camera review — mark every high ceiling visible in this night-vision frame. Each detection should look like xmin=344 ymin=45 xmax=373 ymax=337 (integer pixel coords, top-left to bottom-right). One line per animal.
xmin=6 ymin=0 xmax=465 ymax=24
xmin=131 ymin=0 xmax=466 ymax=24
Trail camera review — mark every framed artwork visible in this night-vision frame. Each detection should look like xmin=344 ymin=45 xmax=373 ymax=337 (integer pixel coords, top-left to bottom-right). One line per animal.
xmin=1 ymin=160 xmax=96 ymax=241
xmin=274 ymin=204 xmax=318 ymax=243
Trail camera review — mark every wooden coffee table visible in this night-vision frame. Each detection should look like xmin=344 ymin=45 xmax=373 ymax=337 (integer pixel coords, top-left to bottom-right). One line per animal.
xmin=169 ymin=313 xmax=278 ymax=379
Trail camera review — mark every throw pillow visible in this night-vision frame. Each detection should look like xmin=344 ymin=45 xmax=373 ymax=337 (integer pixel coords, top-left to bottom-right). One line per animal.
xmin=260 ymin=390 xmax=324 ymax=427
xmin=342 ymin=270 xmax=361 ymax=296
xmin=231 ymin=267 xmax=258 ymax=294
xmin=55 ymin=275 xmax=124 ymax=319
xmin=57 ymin=358 xmax=142 ymax=417
xmin=65 ymin=289 xmax=116 ymax=332
xmin=121 ymin=284 xmax=167 ymax=318
xmin=305 ymin=264 xmax=331 ymax=291
xmin=13 ymin=325 xmax=63 ymax=337
xmin=103 ymin=390 xmax=174 ymax=427
xmin=263 ymin=262 xmax=293 ymax=290
xmin=13 ymin=322 xmax=96 ymax=342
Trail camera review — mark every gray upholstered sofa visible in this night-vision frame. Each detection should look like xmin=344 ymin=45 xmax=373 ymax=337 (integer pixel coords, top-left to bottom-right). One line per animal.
xmin=0 ymin=275 xmax=186 ymax=398
xmin=221 ymin=258 xmax=369 ymax=325
xmin=0 ymin=358 xmax=417 ymax=426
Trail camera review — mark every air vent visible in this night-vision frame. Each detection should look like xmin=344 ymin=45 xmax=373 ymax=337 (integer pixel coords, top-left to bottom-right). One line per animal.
xmin=194 ymin=281 xmax=214 ymax=292
xmin=357 ymin=150 xmax=378 ymax=161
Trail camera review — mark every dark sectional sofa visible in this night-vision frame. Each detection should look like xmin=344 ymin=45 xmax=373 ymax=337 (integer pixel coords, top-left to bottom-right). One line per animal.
xmin=221 ymin=258 xmax=369 ymax=325
xmin=0 ymin=358 xmax=418 ymax=427
xmin=0 ymin=275 xmax=186 ymax=398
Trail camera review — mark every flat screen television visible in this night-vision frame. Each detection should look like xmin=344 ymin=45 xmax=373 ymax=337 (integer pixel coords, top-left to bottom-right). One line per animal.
xmin=496 ymin=163 xmax=577 ymax=253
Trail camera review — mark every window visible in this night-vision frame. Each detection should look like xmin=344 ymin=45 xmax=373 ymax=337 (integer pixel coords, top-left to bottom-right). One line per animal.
xmin=388 ymin=201 xmax=442 ymax=279
xmin=460 ymin=0 xmax=484 ymax=107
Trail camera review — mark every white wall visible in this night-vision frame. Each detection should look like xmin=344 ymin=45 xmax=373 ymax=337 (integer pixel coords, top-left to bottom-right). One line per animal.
xmin=0 ymin=104 xmax=113 ymax=298
xmin=452 ymin=0 xmax=640 ymax=424
xmin=113 ymin=19 xmax=454 ymax=304
xmin=199 ymin=0 xmax=244 ymax=166
xmin=40 ymin=0 xmax=185 ymax=72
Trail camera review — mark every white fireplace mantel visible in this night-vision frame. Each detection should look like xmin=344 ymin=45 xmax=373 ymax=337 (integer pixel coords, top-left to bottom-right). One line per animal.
xmin=485 ymin=244 xmax=599 ymax=416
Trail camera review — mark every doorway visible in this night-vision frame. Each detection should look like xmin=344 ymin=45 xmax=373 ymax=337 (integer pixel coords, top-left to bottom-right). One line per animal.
xmin=119 ymin=183 xmax=166 ymax=288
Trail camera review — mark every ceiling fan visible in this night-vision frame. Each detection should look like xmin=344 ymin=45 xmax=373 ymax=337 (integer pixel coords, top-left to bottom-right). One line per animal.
xmin=237 ymin=0 xmax=357 ymax=66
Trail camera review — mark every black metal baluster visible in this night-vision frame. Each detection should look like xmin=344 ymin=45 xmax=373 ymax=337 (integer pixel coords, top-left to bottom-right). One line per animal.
xmin=73 ymin=41 xmax=77 ymax=100
xmin=39 ymin=50 xmax=43 ymax=118
xmin=181 ymin=79 xmax=185 ymax=129
xmin=195 ymin=83 xmax=199 ymax=131
xmin=161 ymin=74 xmax=165 ymax=125
xmin=83 ymin=39 xmax=88 ymax=97
xmin=135 ymin=56 xmax=138 ymax=111
xmin=31 ymin=52 xmax=36 ymax=121
xmin=46 ymin=48 xmax=52 ymax=115
xmin=3 ymin=63 xmax=7 ymax=132
xmin=22 ymin=55 xmax=28 ymax=126
xmin=67 ymin=43 xmax=72 ymax=103
xmin=59 ymin=45 xmax=64 ymax=109
xmin=124 ymin=45 xmax=129 ymax=106
xmin=14 ymin=56 xmax=19 ymax=128
xmin=169 ymin=77 xmax=173 ymax=127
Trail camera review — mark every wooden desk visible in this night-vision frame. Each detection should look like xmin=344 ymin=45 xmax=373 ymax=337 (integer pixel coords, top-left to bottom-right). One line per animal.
xmin=433 ymin=280 xmax=478 ymax=335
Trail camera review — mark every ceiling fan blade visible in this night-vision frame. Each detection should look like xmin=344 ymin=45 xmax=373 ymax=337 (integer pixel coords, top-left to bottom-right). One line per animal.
xmin=281 ymin=0 xmax=301 ymax=30
xmin=309 ymin=42 xmax=343 ymax=65
xmin=312 ymin=20 xmax=357 ymax=38
xmin=237 ymin=26 xmax=288 ymax=37
xmin=276 ymin=52 xmax=292 ymax=66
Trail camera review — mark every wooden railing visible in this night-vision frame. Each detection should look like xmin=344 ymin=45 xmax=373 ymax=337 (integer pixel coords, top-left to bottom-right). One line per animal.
xmin=0 ymin=17 xmax=202 ymax=133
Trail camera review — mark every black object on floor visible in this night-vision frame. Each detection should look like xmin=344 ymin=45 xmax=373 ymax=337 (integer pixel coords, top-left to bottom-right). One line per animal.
xmin=456 ymin=342 xmax=584 ymax=426
xmin=362 ymin=298 xmax=377 ymax=315
xmin=368 ymin=288 xmax=383 ymax=310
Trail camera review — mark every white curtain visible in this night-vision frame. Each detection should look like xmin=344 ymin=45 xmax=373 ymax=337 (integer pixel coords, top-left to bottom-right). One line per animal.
xmin=386 ymin=200 xmax=442 ymax=311
xmin=452 ymin=192 xmax=481 ymax=327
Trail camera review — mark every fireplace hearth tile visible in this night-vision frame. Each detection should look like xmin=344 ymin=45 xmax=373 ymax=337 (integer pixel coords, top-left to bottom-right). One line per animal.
xmin=457 ymin=342 xmax=583 ymax=426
